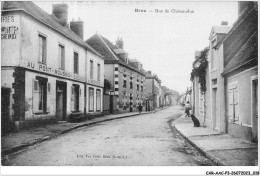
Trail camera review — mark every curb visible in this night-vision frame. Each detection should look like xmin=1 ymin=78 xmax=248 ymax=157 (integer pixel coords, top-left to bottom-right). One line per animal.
xmin=173 ymin=123 xmax=225 ymax=166
xmin=2 ymin=108 xmax=168 ymax=158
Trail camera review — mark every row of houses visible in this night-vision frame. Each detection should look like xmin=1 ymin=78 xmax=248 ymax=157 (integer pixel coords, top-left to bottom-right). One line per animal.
xmin=1 ymin=1 xmax=174 ymax=133
xmin=190 ymin=2 xmax=258 ymax=142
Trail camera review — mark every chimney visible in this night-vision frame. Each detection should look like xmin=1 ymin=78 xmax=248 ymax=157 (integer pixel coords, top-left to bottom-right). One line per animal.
xmin=221 ymin=21 xmax=228 ymax=26
xmin=238 ymin=1 xmax=254 ymax=16
xmin=70 ymin=18 xmax=84 ymax=39
xmin=195 ymin=51 xmax=201 ymax=59
xmin=52 ymin=4 xmax=68 ymax=26
xmin=116 ymin=37 xmax=124 ymax=49
xmin=148 ymin=71 xmax=152 ymax=75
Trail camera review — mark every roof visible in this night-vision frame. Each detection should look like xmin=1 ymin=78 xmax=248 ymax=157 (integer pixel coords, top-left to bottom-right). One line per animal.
xmin=86 ymin=34 xmax=146 ymax=75
xmin=209 ymin=26 xmax=231 ymax=39
xmin=223 ymin=31 xmax=257 ymax=75
xmin=2 ymin=1 xmax=103 ymax=58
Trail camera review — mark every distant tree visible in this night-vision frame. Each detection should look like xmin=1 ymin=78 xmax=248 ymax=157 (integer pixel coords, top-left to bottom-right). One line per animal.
xmin=104 ymin=79 xmax=112 ymax=94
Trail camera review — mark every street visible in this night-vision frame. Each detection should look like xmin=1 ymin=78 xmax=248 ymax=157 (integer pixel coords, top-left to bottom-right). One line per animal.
xmin=3 ymin=107 xmax=214 ymax=166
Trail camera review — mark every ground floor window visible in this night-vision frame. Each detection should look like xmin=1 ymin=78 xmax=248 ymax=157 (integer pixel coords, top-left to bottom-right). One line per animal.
xmin=33 ymin=77 xmax=50 ymax=113
xmin=89 ymin=88 xmax=94 ymax=111
xmin=71 ymin=84 xmax=80 ymax=112
xmin=228 ymin=83 xmax=239 ymax=122
xmin=96 ymin=89 xmax=101 ymax=111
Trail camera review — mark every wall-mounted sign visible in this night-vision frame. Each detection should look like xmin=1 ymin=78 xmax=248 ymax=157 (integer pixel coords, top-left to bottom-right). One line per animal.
xmin=20 ymin=60 xmax=85 ymax=82
xmin=1 ymin=16 xmax=18 ymax=39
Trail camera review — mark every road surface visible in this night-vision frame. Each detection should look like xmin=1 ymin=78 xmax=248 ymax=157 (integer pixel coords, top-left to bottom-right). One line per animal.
xmin=3 ymin=106 xmax=213 ymax=166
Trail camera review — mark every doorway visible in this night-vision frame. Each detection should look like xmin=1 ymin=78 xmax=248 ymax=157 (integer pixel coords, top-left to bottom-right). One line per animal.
xmin=212 ymin=88 xmax=219 ymax=130
xmin=56 ymin=81 xmax=67 ymax=121
xmin=252 ymin=78 xmax=258 ymax=142
xmin=130 ymin=94 xmax=133 ymax=112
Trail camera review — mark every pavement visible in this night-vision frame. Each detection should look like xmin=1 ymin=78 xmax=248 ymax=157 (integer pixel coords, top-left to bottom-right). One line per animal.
xmin=173 ymin=114 xmax=258 ymax=166
xmin=2 ymin=109 xmax=165 ymax=158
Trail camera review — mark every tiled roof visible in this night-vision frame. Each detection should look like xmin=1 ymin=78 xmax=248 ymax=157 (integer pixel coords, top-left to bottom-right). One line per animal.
xmin=2 ymin=1 xmax=103 ymax=58
xmin=223 ymin=31 xmax=257 ymax=75
xmin=86 ymin=34 xmax=145 ymax=75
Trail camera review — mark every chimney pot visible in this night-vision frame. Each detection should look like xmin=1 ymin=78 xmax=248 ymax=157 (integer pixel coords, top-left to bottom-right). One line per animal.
xmin=116 ymin=37 xmax=124 ymax=49
xmin=52 ymin=3 xmax=68 ymax=26
xmin=221 ymin=21 xmax=228 ymax=26
xmin=70 ymin=20 xmax=84 ymax=39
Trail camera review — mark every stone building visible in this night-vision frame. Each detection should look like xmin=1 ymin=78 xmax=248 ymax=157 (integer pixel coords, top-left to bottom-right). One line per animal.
xmin=86 ymin=34 xmax=146 ymax=113
xmin=1 ymin=2 xmax=104 ymax=132
xmin=144 ymin=71 xmax=161 ymax=110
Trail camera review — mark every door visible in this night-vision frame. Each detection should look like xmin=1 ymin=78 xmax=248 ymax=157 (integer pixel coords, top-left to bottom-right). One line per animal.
xmin=1 ymin=87 xmax=11 ymax=134
xmin=130 ymin=94 xmax=133 ymax=112
xmin=252 ymin=79 xmax=258 ymax=142
xmin=56 ymin=82 xmax=67 ymax=121
xmin=212 ymin=88 xmax=219 ymax=130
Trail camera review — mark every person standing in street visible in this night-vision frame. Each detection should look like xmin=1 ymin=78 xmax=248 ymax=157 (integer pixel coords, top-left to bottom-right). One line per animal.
xmin=185 ymin=101 xmax=191 ymax=117
xmin=138 ymin=103 xmax=143 ymax=114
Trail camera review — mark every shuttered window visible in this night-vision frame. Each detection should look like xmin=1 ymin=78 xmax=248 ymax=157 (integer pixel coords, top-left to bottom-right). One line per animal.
xmin=228 ymin=83 xmax=239 ymax=122
xmin=97 ymin=64 xmax=101 ymax=81
xmin=32 ymin=78 xmax=49 ymax=113
xmin=71 ymin=85 xmax=79 ymax=112
xmin=59 ymin=44 xmax=65 ymax=69
xmin=38 ymin=34 xmax=47 ymax=63
xmin=90 ymin=60 xmax=94 ymax=79
xmin=96 ymin=89 xmax=101 ymax=111
xmin=74 ymin=52 xmax=79 ymax=74
xmin=89 ymin=88 xmax=94 ymax=111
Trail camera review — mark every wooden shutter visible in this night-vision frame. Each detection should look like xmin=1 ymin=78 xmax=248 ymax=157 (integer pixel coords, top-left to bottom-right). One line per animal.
xmin=234 ymin=89 xmax=239 ymax=121
xmin=32 ymin=79 xmax=39 ymax=113
xmin=97 ymin=90 xmax=101 ymax=111
xmin=89 ymin=88 xmax=94 ymax=111
xmin=47 ymin=82 xmax=51 ymax=112
xmin=228 ymin=90 xmax=234 ymax=121
xmin=71 ymin=86 xmax=75 ymax=111
xmin=79 ymin=87 xmax=82 ymax=112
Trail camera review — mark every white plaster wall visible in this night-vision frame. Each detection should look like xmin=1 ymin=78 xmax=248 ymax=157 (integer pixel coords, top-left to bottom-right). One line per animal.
xmin=20 ymin=14 xmax=86 ymax=78
xmin=1 ymin=13 xmax=21 ymax=66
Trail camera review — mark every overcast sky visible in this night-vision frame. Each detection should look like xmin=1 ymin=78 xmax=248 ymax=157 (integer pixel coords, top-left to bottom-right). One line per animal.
xmin=34 ymin=1 xmax=238 ymax=93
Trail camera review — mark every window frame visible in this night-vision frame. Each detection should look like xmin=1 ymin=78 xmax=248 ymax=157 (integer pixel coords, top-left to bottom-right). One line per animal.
xmin=59 ymin=43 xmax=65 ymax=70
xmin=38 ymin=34 xmax=47 ymax=64
xmin=90 ymin=60 xmax=94 ymax=79
xmin=73 ymin=51 xmax=79 ymax=75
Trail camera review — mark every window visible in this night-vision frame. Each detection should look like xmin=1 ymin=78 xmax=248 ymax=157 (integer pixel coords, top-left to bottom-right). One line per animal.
xmin=71 ymin=84 xmax=79 ymax=112
xmin=141 ymin=86 xmax=143 ymax=92
xmin=59 ymin=44 xmax=65 ymax=69
xmin=96 ymin=89 xmax=101 ymax=111
xmin=137 ymin=84 xmax=139 ymax=91
xmin=228 ymin=83 xmax=239 ymax=122
xmin=130 ymin=82 xmax=133 ymax=89
xmin=33 ymin=77 xmax=50 ymax=113
xmin=90 ymin=60 xmax=94 ymax=79
xmin=38 ymin=34 xmax=46 ymax=63
xmin=123 ymin=80 xmax=127 ymax=88
xmin=89 ymin=88 xmax=94 ymax=111
xmin=74 ymin=52 xmax=79 ymax=74
xmin=97 ymin=64 xmax=101 ymax=81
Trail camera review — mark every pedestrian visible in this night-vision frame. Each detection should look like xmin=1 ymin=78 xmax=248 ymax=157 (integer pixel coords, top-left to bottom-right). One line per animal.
xmin=138 ymin=103 xmax=143 ymax=114
xmin=185 ymin=101 xmax=191 ymax=117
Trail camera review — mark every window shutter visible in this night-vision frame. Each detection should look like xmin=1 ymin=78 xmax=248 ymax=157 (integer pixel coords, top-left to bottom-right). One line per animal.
xmin=234 ymin=89 xmax=239 ymax=121
xmin=42 ymin=37 xmax=47 ymax=63
xmin=32 ymin=79 xmax=39 ymax=113
xmin=228 ymin=90 xmax=234 ymax=121
xmin=47 ymin=82 xmax=51 ymax=112
xmin=79 ymin=88 xmax=82 ymax=111
xmin=71 ymin=86 xmax=75 ymax=111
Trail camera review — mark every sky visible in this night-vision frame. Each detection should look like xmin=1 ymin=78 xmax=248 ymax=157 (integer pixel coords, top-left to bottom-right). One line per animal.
xmin=34 ymin=1 xmax=238 ymax=94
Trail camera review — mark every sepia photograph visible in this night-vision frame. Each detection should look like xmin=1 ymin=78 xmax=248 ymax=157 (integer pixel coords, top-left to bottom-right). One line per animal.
xmin=1 ymin=0 xmax=258 ymax=175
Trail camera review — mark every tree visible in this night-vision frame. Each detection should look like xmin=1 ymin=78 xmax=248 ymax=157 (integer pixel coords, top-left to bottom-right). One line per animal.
xmin=104 ymin=79 xmax=112 ymax=94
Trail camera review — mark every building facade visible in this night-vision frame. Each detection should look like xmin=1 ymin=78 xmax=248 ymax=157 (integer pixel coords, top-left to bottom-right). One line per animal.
xmin=144 ymin=71 xmax=161 ymax=110
xmin=86 ymin=35 xmax=146 ymax=114
xmin=222 ymin=2 xmax=258 ymax=142
xmin=1 ymin=2 xmax=104 ymax=131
